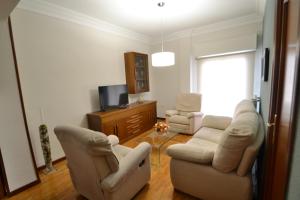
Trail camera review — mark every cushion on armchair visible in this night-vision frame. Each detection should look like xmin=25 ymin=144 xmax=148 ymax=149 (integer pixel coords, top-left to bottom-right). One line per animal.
xmin=180 ymin=111 xmax=203 ymax=118
xmin=168 ymin=115 xmax=190 ymax=125
xmin=212 ymin=112 xmax=259 ymax=173
xmin=166 ymin=110 xmax=179 ymax=117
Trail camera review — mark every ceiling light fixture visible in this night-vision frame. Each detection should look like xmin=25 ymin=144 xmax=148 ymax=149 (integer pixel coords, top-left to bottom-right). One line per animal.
xmin=151 ymin=2 xmax=175 ymax=67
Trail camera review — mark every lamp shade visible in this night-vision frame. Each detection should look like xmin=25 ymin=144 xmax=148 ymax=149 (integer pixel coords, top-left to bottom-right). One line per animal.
xmin=151 ymin=51 xmax=175 ymax=67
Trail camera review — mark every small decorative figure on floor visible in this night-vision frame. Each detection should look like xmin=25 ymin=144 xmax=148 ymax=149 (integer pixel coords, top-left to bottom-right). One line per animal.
xmin=39 ymin=124 xmax=56 ymax=174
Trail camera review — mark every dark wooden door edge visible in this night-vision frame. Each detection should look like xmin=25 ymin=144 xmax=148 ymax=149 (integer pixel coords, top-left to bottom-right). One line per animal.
xmin=261 ymin=0 xmax=286 ymax=198
xmin=0 ymin=149 xmax=9 ymax=197
xmin=7 ymin=17 xmax=41 ymax=191
xmin=261 ymin=0 xmax=300 ymax=199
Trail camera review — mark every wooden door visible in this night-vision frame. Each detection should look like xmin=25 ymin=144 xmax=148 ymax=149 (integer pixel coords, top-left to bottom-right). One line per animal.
xmin=263 ymin=0 xmax=300 ymax=199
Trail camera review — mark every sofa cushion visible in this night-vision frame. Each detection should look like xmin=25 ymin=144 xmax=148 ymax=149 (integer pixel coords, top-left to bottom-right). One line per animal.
xmin=233 ymin=100 xmax=256 ymax=119
xmin=187 ymin=138 xmax=218 ymax=152
xmin=194 ymin=127 xmax=223 ymax=143
xmin=169 ymin=115 xmax=190 ymax=125
xmin=212 ymin=112 xmax=258 ymax=173
xmin=167 ymin=144 xmax=214 ymax=164
xmin=201 ymin=115 xmax=232 ymax=130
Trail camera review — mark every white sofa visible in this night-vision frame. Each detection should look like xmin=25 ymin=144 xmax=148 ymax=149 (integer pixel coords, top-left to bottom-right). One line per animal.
xmin=166 ymin=100 xmax=264 ymax=200
xmin=54 ymin=125 xmax=151 ymax=200
xmin=166 ymin=93 xmax=203 ymax=135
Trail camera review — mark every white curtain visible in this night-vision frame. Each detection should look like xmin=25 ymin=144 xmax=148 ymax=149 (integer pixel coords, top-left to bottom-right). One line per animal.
xmin=198 ymin=52 xmax=255 ymax=116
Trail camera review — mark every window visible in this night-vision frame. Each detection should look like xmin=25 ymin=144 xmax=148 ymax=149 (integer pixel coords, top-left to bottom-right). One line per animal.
xmin=197 ymin=52 xmax=255 ymax=116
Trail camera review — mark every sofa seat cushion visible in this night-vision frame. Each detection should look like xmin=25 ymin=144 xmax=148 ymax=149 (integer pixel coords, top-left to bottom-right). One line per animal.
xmin=212 ymin=112 xmax=259 ymax=173
xmin=167 ymin=144 xmax=214 ymax=164
xmin=194 ymin=127 xmax=223 ymax=143
xmin=169 ymin=115 xmax=190 ymax=125
xmin=187 ymin=138 xmax=218 ymax=152
xmin=201 ymin=115 xmax=232 ymax=130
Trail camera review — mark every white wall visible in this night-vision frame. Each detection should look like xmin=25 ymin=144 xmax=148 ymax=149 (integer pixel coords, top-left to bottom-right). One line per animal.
xmin=0 ymin=19 xmax=38 ymax=192
xmin=10 ymin=8 xmax=153 ymax=167
xmin=151 ymin=21 xmax=260 ymax=117
xmin=0 ymin=0 xmax=19 ymax=20
xmin=259 ymin=0 xmax=276 ymax=123
xmin=287 ymin=95 xmax=300 ymax=200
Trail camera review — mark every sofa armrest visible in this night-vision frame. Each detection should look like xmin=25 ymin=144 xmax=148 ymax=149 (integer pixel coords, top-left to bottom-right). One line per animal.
xmin=201 ymin=115 xmax=232 ymax=130
xmin=186 ymin=112 xmax=204 ymax=119
xmin=166 ymin=144 xmax=214 ymax=164
xmin=166 ymin=110 xmax=178 ymax=117
xmin=101 ymin=142 xmax=151 ymax=192
xmin=107 ymin=135 xmax=119 ymax=146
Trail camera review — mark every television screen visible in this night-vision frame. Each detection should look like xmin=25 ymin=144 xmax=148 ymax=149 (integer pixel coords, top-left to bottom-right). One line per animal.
xmin=98 ymin=84 xmax=129 ymax=111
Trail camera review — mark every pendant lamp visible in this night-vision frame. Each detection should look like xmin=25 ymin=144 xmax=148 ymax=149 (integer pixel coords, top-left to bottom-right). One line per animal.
xmin=151 ymin=2 xmax=175 ymax=67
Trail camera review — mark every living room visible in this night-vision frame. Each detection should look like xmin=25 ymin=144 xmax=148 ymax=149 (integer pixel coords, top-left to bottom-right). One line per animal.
xmin=0 ymin=0 xmax=300 ymax=200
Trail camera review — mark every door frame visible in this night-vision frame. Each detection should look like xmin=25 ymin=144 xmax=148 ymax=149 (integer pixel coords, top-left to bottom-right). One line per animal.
xmin=262 ymin=0 xmax=300 ymax=199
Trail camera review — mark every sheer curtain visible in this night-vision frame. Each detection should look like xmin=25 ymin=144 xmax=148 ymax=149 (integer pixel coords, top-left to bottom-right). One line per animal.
xmin=198 ymin=52 xmax=255 ymax=116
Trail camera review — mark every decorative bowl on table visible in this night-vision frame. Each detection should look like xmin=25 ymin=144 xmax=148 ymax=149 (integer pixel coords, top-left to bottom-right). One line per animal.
xmin=154 ymin=122 xmax=169 ymax=135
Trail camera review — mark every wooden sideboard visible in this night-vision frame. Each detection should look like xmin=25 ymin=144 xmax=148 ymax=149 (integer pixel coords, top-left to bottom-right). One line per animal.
xmin=87 ymin=101 xmax=157 ymax=143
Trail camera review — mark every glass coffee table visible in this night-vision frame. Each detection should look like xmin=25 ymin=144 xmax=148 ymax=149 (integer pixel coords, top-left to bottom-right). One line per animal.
xmin=137 ymin=131 xmax=178 ymax=166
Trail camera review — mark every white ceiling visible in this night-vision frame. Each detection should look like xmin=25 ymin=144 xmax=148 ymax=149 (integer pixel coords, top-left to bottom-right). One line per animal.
xmin=41 ymin=0 xmax=262 ymax=37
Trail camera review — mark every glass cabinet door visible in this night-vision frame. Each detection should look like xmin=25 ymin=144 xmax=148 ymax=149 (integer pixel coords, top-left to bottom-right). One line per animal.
xmin=135 ymin=54 xmax=148 ymax=92
xmin=124 ymin=52 xmax=149 ymax=94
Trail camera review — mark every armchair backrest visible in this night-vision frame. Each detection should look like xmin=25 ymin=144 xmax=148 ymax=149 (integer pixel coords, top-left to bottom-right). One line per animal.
xmin=54 ymin=126 xmax=119 ymax=200
xmin=176 ymin=93 xmax=201 ymax=112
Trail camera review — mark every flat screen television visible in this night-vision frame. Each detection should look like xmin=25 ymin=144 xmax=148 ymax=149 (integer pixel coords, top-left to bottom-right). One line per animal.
xmin=98 ymin=84 xmax=129 ymax=111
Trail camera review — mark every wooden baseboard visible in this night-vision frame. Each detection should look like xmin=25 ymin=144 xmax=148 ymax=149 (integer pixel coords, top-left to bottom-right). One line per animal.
xmin=37 ymin=157 xmax=66 ymax=171
xmin=7 ymin=179 xmax=40 ymax=197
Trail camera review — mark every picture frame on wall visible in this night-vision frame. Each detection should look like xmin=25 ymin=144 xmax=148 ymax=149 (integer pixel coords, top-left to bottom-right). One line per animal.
xmin=261 ymin=48 xmax=270 ymax=82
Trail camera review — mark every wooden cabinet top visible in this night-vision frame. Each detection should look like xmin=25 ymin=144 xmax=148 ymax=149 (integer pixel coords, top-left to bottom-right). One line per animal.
xmin=87 ymin=100 xmax=156 ymax=118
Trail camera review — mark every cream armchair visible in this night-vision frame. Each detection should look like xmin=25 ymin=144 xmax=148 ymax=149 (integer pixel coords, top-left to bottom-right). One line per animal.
xmin=166 ymin=93 xmax=203 ymax=134
xmin=54 ymin=125 xmax=151 ymax=200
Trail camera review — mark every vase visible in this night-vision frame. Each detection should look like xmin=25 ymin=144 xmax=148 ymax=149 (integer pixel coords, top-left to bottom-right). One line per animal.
xmin=39 ymin=124 xmax=55 ymax=174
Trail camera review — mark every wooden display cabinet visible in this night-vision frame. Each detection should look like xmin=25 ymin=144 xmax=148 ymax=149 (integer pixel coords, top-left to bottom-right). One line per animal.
xmin=124 ymin=52 xmax=149 ymax=94
xmin=87 ymin=101 xmax=157 ymax=143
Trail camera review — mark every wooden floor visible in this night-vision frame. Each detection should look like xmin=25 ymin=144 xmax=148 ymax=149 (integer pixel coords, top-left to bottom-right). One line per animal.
xmin=5 ymin=130 xmax=199 ymax=200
